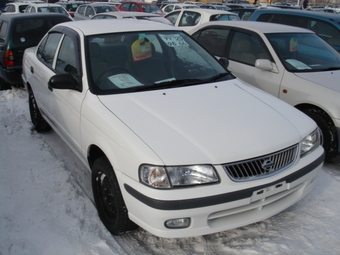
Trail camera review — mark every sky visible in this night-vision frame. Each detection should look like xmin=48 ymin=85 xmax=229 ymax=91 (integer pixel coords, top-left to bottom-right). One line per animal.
xmin=1 ymin=87 xmax=340 ymax=255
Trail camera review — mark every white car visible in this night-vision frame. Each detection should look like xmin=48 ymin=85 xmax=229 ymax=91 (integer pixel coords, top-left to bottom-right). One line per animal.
xmin=189 ymin=21 xmax=340 ymax=160
xmin=24 ymin=3 xmax=73 ymax=19
xmin=1 ymin=2 xmax=29 ymax=14
xmin=162 ymin=3 xmax=199 ymax=14
xmin=90 ymin=11 xmax=173 ymax=25
xmin=22 ymin=19 xmax=324 ymax=238
xmin=165 ymin=9 xmax=239 ymax=32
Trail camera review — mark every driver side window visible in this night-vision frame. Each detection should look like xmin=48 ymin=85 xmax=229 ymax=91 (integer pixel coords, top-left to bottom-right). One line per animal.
xmin=37 ymin=33 xmax=62 ymax=68
xmin=56 ymin=35 xmax=79 ymax=82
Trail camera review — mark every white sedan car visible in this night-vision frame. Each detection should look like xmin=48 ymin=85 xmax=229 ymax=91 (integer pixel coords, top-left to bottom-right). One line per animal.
xmin=90 ymin=11 xmax=173 ymax=25
xmin=165 ymin=9 xmax=239 ymax=32
xmin=24 ymin=3 xmax=73 ymax=19
xmin=190 ymin=21 xmax=340 ymax=160
xmin=162 ymin=3 xmax=199 ymax=14
xmin=22 ymin=19 xmax=323 ymax=238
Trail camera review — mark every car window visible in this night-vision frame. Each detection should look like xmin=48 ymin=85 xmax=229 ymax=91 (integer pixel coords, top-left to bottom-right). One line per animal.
xmin=228 ymin=31 xmax=272 ymax=66
xmin=0 ymin=20 xmax=8 ymax=42
xmin=165 ymin=11 xmax=180 ymax=25
xmin=37 ymin=33 xmax=62 ymax=68
xmin=87 ymin=31 xmax=227 ymax=94
xmin=120 ymin=3 xmax=130 ymax=11
xmin=130 ymin=3 xmax=139 ymax=11
xmin=164 ymin=5 xmax=172 ymax=12
xmin=307 ymin=19 xmax=340 ymax=50
xmin=85 ymin=6 xmax=94 ymax=16
xmin=179 ymin=11 xmax=200 ymax=26
xmin=194 ymin=27 xmax=230 ymax=56
xmin=267 ymin=33 xmax=340 ymax=72
xmin=210 ymin=14 xmax=239 ymax=21
xmin=77 ymin=5 xmax=86 ymax=15
xmin=56 ymin=35 xmax=79 ymax=81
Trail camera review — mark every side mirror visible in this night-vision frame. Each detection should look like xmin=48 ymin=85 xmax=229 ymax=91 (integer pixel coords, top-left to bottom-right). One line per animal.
xmin=255 ymin=59 xmax=278 ymax=73
xmin=218 ymin=57 xmax=229 ymax=69
xmin=48 ymin=73 xmax=81 ymax=92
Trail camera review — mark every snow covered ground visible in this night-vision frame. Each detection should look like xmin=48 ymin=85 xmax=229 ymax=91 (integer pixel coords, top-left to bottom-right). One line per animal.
xmin=1 ymin=88 xmax=340 ymax=255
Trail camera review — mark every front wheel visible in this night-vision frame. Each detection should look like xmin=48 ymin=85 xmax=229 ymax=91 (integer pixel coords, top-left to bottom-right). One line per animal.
xmin=92 ymin=157 xmax=138 ymax=235
xmin=303 ymin=109 xmax=338 ymax=161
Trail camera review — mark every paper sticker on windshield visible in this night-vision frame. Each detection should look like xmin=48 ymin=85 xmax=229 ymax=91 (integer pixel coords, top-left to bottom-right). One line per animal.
xmin=159 ymin=34 xmax=189 ymax=47
xmin=131 ymin=38 xmax=152 ymax=62
xmin=290 ymin=38 xmax=298 ymax=52
xmin=286 ymin=59 xmax=311 ymax=70
xmin=108 ymin=74 xmax=143 ymax=88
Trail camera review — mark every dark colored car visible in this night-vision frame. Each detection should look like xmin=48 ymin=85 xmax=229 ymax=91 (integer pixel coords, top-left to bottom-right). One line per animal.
xmin=247 ymin=8 xmax=340 ymax=52
xmin=229 ymin=7 xmax=257 ymax=20
xmin=0 ymin=13 xmax=72 ymax=90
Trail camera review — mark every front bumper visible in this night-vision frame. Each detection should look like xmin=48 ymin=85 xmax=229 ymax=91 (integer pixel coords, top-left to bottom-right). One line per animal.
xmin=119 ymin=148 xmax=324 ymax=238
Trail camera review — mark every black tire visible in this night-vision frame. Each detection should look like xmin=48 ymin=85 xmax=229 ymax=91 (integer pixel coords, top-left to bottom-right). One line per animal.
xmin=28 ymin=87 xmax=51 ymax=132
xmin=303 ymin=109 xmax=338 ymax=161
xmin=92 ymin=157 xmax=138 ymax=235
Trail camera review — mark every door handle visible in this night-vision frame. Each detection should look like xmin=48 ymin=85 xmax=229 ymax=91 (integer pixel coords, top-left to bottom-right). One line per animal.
xmin=30 ymin=66 xmax=34 ymax=74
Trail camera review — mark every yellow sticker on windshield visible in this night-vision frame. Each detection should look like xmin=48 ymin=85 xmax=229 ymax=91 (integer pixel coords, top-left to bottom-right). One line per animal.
xmin=290 ymin=38 xmax=298 ymax=52
xmin=131 ymin=38 xmax=152 ymax=62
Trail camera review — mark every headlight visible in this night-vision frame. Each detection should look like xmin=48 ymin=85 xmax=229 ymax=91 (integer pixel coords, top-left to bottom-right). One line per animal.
xmin=300 ymin=128 xmax=321 ymax=157
xmin=139 ymin=164 xmax=219 ymax=189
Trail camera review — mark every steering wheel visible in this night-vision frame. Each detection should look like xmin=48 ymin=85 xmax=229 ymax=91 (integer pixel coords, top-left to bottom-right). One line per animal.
xmin=96 ymin=66 xmax=130 ymax=85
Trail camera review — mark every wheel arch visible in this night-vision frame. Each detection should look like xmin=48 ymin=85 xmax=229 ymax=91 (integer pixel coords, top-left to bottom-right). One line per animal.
xmin=87 ymin=144 xmax=107 ymax=169
xmin=295 ymin=103 xmax=335 ymax=126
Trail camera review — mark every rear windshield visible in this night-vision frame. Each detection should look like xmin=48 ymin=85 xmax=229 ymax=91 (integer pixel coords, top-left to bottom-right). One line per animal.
xmin=12 ymin=17 xmax=70 ymax=46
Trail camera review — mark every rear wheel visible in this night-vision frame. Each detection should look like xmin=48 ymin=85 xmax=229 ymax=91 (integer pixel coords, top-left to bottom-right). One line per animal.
xmin=28 ymin=87 xmax=50 ymax=132
xmin=303 ymin=108 xmax=338 ymax=161
xmin=92 ymin=157 xmax=138 ymax=235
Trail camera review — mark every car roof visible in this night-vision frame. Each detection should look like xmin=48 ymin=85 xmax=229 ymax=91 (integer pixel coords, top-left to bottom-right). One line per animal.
xmin=92 ymin=11 xmax=163 ymax=18
xmin=53 ymin=19 xmax=179 ymax=35
xmin=251 ymin=8 xmax=340 ymax=21
xmin=26 ymin=3 xmax=66 ymax=7
xmin=192 ymin=20 xmax=314 ymax=34
xmin=0 ymin=12 xmax=72 ymax=21
xmin=170 ymin=8 xmax=236 ymax=15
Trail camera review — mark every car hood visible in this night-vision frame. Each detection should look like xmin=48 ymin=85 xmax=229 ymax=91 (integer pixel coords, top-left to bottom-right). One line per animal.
xmin=294 ymin=70 xmax=340 ymax=92
xmin=98 ymin=80 xmax=311 ymax=165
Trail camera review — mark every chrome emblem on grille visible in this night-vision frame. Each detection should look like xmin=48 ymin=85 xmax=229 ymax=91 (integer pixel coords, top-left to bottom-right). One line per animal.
xmin=261 ymin=159 xmax=275 ymax=172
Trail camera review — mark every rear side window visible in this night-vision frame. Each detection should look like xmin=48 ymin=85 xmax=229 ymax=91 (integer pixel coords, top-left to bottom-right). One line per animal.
xmin=12 ymin=17 xmax=70 ymax=46
xmin=37 ymin=33 xmax=62 ymax=68
xmin=0 ymin=20 xmax=8 ymax=42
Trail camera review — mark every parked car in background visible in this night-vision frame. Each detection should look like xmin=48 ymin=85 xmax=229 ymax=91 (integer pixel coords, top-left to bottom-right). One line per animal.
xmin=118 ymin=1 xmax=163 ymax=15
xmin=1 ymin=2 xmax=29 ymax=14
xmin=247 ymin=8 xmax=340 ymax=52
xmin=24 ymin=3 xmax=73 ymax=19
xmin=199 ymin=4 xmax=232 ymax=11
xmin=230 ymin=7 xmax=257 ymax=20
xmin=162 ymin=3 xmax=198 ymax=14
xmin=74 ymin=2 xmax=118 ymax=20
xmin=190 ymin=21 xmax=340 ymax=160
xmin=0 ymin=13 xmax=72 ymax=90
xmin=165 ymin=9 xmax=239 ymax=32
xmin=91 ymin=11 xmax=173 ymax=25
xmin=22 ymin=18 xmax=324 ymax=238
xmin=55 ymin=1 xmax=89 ymax=17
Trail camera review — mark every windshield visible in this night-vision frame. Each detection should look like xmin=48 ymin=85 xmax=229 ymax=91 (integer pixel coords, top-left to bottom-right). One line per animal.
xmin=86 ymin=31 xmax=231 ymax=95
xmin=266 ymin=33 xmax=340 ymax=72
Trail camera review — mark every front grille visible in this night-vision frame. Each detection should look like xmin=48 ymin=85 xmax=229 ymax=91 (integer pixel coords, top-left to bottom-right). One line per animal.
xmin=223 ymin=144 xmax=299 ymax=182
